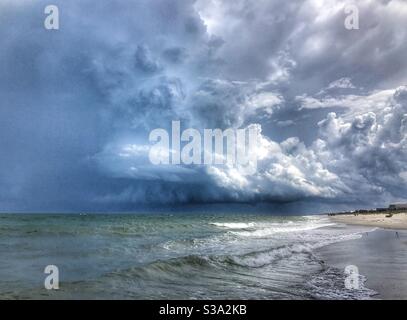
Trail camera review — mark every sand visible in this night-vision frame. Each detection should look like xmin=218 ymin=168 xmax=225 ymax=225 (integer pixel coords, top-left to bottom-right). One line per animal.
xmin=326 ymin=212 xmax=407 ymax=299
xmin=330 ymin=212 xmax=407 ymax=230
xmin=318 ymin=229 xmax=407 ymax=299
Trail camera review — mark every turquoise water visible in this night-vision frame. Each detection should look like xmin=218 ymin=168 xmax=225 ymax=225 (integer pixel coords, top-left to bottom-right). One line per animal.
xmin=0 ymin=213 xmax=374 ymax=299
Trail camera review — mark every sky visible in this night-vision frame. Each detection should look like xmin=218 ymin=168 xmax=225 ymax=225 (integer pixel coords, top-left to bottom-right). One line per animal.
xmin=0 ymin=0 xmax=407 ymax=213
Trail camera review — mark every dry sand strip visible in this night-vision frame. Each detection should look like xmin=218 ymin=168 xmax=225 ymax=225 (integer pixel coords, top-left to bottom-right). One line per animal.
xmin=329 ymin=213 xmax=407 ymax=230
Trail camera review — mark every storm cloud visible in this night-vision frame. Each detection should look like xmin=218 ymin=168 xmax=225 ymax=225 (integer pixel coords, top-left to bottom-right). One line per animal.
xmin=0 ymin=0 xmax=406 ymax=213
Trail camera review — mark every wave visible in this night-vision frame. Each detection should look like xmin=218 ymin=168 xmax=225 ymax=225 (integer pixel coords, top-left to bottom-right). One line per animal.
xmin=108 ymin=239 xmax=331 ymax=279
xmin=209 ymin=216 xmax=337 ymax=238
xmin=306 ymin=266 xmax=377 ymax=300
xmin=222 ymin=244 xmax=314 ymax=268
xmin=230 ymin=222 xmax=335 ymax=238
xmin=99 ymin=233 xmax=375 ymax=299
xmin=209 ymin=222 xmax=255 ymax=229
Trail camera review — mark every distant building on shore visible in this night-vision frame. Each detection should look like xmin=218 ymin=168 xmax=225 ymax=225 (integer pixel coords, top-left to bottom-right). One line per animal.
xmin=389 ymin=203 xmax=407 ymax=210
xmin=328 ymin=203 xmax=407 ymax=216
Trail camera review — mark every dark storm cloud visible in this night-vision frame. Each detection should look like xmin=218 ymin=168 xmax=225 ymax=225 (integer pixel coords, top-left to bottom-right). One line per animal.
xmin=0 ymin=0 xmax=406 ymax=212
xmin=196 ymin=0 xmax=407 ymax=91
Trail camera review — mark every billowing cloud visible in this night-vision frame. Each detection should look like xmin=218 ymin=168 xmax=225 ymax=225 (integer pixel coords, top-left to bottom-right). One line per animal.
xmin=0 ymin=0 xmax=406 ymax=212
xmin=206 ymin=86 xmax=407 ymax=208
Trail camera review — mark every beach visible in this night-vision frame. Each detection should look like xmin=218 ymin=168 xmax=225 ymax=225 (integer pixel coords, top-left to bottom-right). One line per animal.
xmin=323 ymin=212 xmax=407 ymax=299
xmin=329 ymin=213 xmax=407 ymax=229
xmin=317 ymin=228 xmax=407 ymax=300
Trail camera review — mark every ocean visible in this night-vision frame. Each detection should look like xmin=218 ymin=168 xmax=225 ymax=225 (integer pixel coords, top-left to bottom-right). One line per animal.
xmin=0 ymin=213 xmax=376 ymax=299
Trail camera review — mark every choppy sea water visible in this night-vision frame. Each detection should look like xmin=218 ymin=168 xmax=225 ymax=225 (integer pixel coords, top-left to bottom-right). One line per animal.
xmin=0 ymin=214 xmax=376 ymax=299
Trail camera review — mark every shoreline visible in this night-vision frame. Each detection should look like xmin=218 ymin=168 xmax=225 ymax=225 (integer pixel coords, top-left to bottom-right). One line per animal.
xmin=328 ymin=212 xmax=407 ymax=230
xmin=317 ymin=228 xmax=407 ymax=300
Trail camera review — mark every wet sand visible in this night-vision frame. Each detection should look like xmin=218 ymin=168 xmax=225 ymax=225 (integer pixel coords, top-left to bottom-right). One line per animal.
xmin=330 ymin=213 xmax=407 ymax=230
xmin=318 ymin=228 xmax=407 ymax=299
